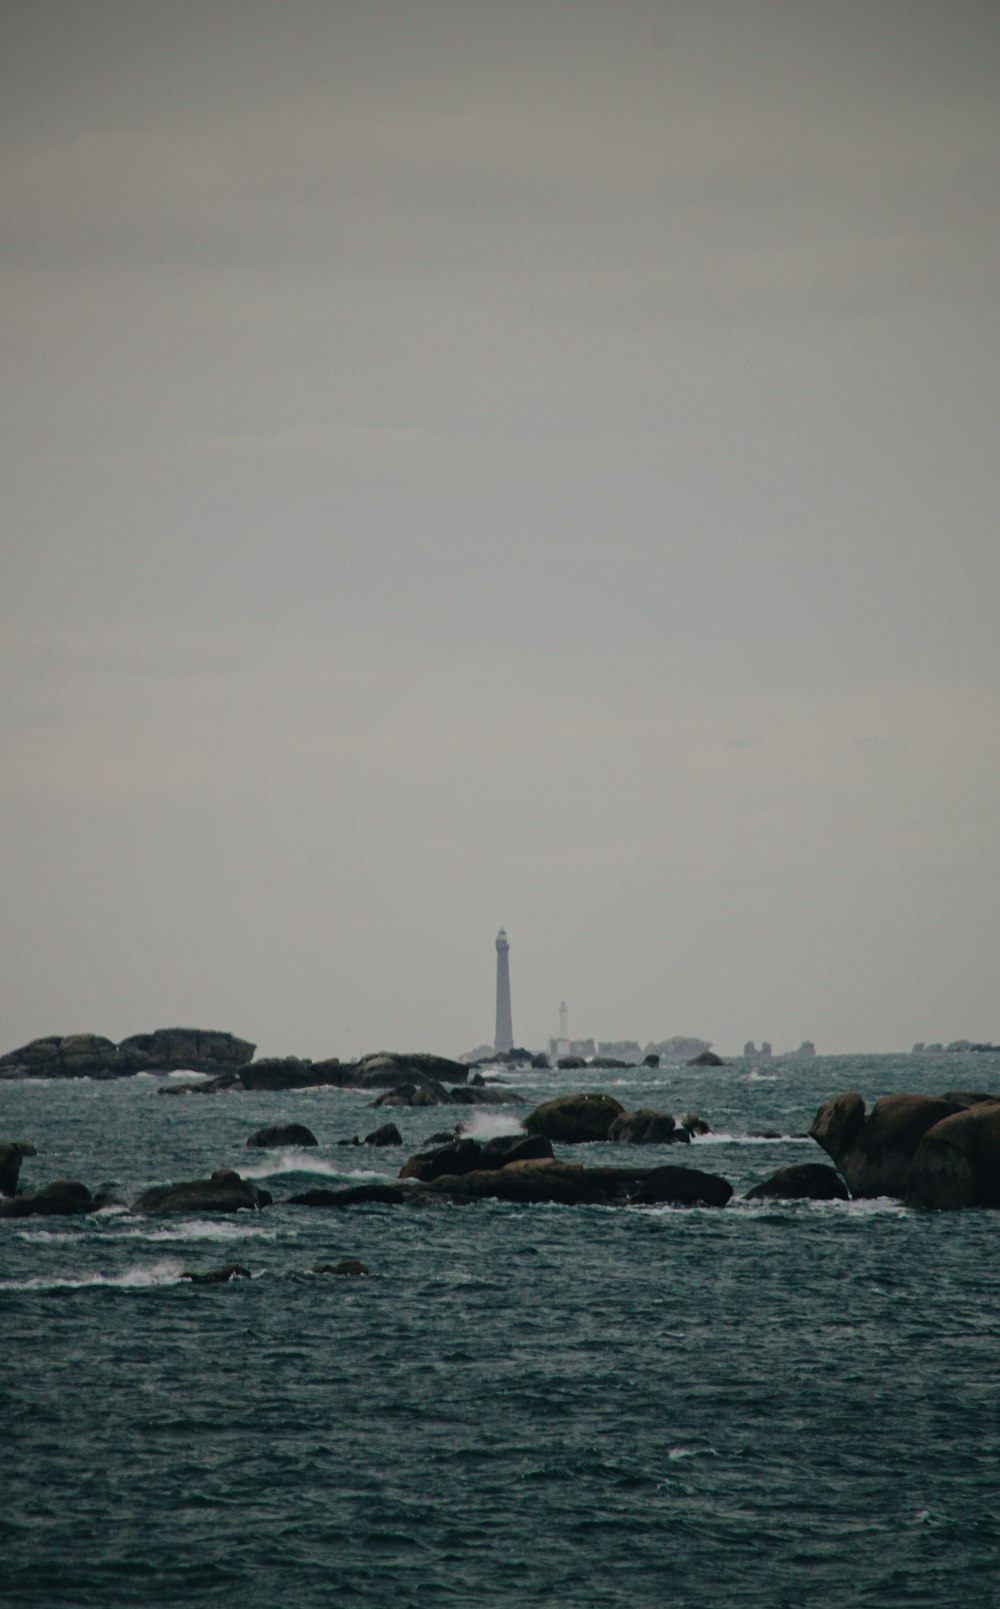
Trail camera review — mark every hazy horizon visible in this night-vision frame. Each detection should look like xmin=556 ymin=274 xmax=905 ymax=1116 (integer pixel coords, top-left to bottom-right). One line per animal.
xmin=3 ymin=1 xmax=999 ymax=1061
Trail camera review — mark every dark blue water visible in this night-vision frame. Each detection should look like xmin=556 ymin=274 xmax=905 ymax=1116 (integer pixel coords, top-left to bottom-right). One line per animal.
xmin=3 ymin=1054 xmax=1000 ymax=1608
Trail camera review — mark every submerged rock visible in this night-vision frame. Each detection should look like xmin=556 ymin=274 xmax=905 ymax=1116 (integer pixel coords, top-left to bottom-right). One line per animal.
xmin=181 ymin=1264 xmax=252 ymax=1284
xmin=523 ymin=1092 xmax=625 ymax=1143
xmin=421 ymin=1158 xmax=651 ymax=1206
xmin=312 ymin=1260 xmax=372 ymax=1277
xmin=132 ymin=1169 xmax=272 ymax=1214
xmin=246 ymin=1123 xmax=318 ymax=1149
xmin=745 ymin=1163 xmax=849 ymax=1202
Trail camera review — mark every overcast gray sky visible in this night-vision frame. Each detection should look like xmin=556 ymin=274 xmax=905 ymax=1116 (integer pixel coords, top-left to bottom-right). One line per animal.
xmin=3 ymin=0 xmax=999 ymax=1059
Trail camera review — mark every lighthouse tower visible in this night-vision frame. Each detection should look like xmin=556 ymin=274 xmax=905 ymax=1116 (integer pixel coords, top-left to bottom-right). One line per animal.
xmin=494 ymin=929 xmax=513 ymax=1053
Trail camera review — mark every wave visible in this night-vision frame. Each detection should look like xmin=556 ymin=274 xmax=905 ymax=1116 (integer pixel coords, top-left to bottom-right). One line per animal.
xmin=691 ymin=1132 xmax=813 ymax=1145
xmin=0 ymin=1258 xmax=186 ymax=1291
xmin=457 ymin=1112 xmax=525 ymax=1141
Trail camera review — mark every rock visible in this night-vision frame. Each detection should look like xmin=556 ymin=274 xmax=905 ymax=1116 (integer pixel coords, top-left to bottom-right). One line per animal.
xmin=347 ymin=1053 xmax=470 ymax=1089
xmin=687 ymin=1051 xmax=724 ymax=1067
xmin=904 ymin=1101 xmax=1000 ymax=1209
xmin=312 ymin=1260 xmax=372 ymax=1276
xmin=399 ymin=1134 xmax=552 ymax=1183
xmin=0 ymin=1179 xmax=95 ymax=1217
xmin=421 ymin=1158 xmax=652 ymax=1206
xmin=424 ymin=1129 xmax=459 ymax=1146
xmin=607 ymin=1110 xmax=677 ymax=1144
xmin=809 ymin=1091 xmax=982 ymax=1199
xmin=556 ymin=1056 xmax=587 ymax=1070
xmin=531 ymin=1054 xmax=550 ymax=1069
xmin=287 ymin=1184 xmax=406 ymax=1207
xmin=118 ymin=1027 xmax=255 ymax=1072
xmin=132 ymin=1170 xmax=272 ymax=1214
xmin=246 ymin=1123 xmax=319 ymax=1149
xmin=627 ymin=1166 xmax=733 ymax=1208
xmin=642 ymin=1054 xmax=660 ymax=1068
xmin=0 ymin=1027 xmax=255 ymax=1080
xmin=239 ymin=1058 xmax=331 ymax=1091
xmin=681 ymin=1113 xmax=711 ymax=1136
xmin=363 ymin=1123 xmax=403 ymax=1146
xmin=370 ymin=1079 xmax=523 ymax=1109
xmin=523 ymin=1092 xmax=625 ymax=1143
xmin=745 ymin=1163 xmax=849 ymax=1202
xmin=0 ymin=1142 xmax=34 ymax=1197
xmin=181 ymin=1264 xmax=252 ymax=1283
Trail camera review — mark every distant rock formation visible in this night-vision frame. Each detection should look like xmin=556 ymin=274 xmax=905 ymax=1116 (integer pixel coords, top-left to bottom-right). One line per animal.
xmin=0 ymin=1028 xmax=255 ymax=1081
xmin=642 ymin=1037 xmax=712 ymax=1064
xmin=687 ymin=1051 xmax=724 ymax=1067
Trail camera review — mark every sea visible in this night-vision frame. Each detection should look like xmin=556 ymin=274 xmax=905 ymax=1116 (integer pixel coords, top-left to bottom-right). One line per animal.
xmin=3 ymin=1051 xmax=999 ymax=1609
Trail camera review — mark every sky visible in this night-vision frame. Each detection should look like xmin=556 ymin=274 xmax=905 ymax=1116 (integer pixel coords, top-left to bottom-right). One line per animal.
xmin=2 ymin=0 xmax=999 ymax=1059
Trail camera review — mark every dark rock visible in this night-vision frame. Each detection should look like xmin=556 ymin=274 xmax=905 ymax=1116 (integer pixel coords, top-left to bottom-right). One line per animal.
xmin=346 ymin=1052 xmax=470 ymax=1089
xmin=687 ymin=1051 xmax=724 ymax=1067
xmin=421 ymin=1158 xmax=651 ymax=1206
xmin=0 ymin=1142 xmax=33 ymax=1197
xmin=399 ymin=1133 xmax=552 ymax=1183
xmin=371 ymin=1079 xmax=523 ymax=1109
xmin=0 ymin=1179 xmax=95 ymax=1217
xmin=0 ymin=1027 xmax=255 ymax=1080
xmin=287 ymin=1184 xmax=406 ymax=1207
xmin=239 ymin=1058 xmax=329 ymax=1092
xmin=905 ymin=1101 xmax=1000 ymax=1209
xmin=745 ymin=1163 xmax=849 ymax=1202
xmin=424 ymin=1129 xmax=459 ymax=1146
xmin=607 ymin=1109 xmax=677 ymax=1144
xmin=810 ymin=1091 xmax=981 ymax=1199
xmin=181 ymin=1264 xmax=252 ymax=1283
xmin=118 ymin=1027 xmax=255 ymax=1072
xmin=246 ymin=1123 xmax=319 ymax=1149
xmin=681 ymin=1113 xmax=711 ymax=1136
xmin=132 ymin=1170 xmax=272 ymax=1214
xmin=523 ymin=1092 xmax=625 ymax=1143
xmin=312 ymin=1259 xmax=372 ymax=1276
xmin=627 ymin=1166 xmax=733 ymax=1208
xmin=531 ymin=1054 xmax=551 ymax=1069
xmin=556 ymin=1056 xmax=587 ymax=1070
xmin=364 ymin=1123 xmax=403 ymax=1146
xmin=642 ymin=1054 xmax=660 ymax=1068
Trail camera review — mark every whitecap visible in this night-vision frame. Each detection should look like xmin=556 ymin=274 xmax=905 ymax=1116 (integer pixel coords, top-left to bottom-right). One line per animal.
xmin=0 ymin=1258 xmax=185 ymax=1291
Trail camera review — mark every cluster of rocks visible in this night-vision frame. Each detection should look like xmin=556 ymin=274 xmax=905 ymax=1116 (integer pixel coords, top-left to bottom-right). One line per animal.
xmin=0 ymin=1028 xmax=256 ymax=1081
xmin=810 ymin=1088 xmax=1000 ymax=1209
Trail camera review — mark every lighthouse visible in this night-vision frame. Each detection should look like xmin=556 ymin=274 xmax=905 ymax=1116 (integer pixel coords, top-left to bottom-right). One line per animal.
xmin=494 ymin=929 xmax=513 ymax=1054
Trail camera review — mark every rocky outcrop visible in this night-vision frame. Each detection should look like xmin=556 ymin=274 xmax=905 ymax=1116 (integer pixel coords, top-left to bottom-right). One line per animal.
xmin=627 ymin=1166 xmax=733 ymax=1207
xmin=399 ymin=1133 xmax=552 ymax=1183
xmin=363 ymin=1123 xmax=403 ymax=1146
xmin=0 ymin=1179 xmax=96 ymax=1217
xmin=238 ymin=1058 xmax=336 ymax=1091
xmin=132 ymin=1169 xmax=272 ymax=1214
xmin=607 ymin=1109 xmax=677 ymax=1144
xmin=809 ymin=1091 xmax=992 ymax=1199
xmin=0 ymin=1028 xmax=255 ymax=1080
xmin=370 ymin=1079 xmax=523 ymax=1108
xmin=246 ymin=1123 xmax=319 ymax=1149
xmin=687 ymin=1051 xmax=724 ymax=1067
xmin=420 ymin=1158 xmax=653 ymax=1206
xmin=348 ymin=1053 xmax=470 ymax=1089
xmin=745 ymin=1163 xmax=849 ymax=1202
xmin=904 ymin=1102 xmax=1000 ymax=1209
xmin=523 ymin=1092 xmax=625 ymax=1143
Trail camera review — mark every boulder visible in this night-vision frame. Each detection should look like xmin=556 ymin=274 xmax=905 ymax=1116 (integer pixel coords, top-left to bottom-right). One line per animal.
xmin=607 ymin=1109 xmax=677 ymax=1144
xmin=687 ymin=1051 xmax=724 ymax=1067
xmin=312 ymin=1260 xmax=372 ymax=1276
xmin=239 ymin=1058 xmax=332 ymax=1091
xmin=181 ymin=1264 xmax=252 ymax=1283
xmin=399 ymin=1133 xmax=552 ymax=1182
xmin=809 ymin=1091 xmax=984 ymax=1198
xmin=364 ymin=1123 xmax=403 ymax=1147
xmin=287 ymin=1184 xmax=406 ymax=1207
xmin=523 ymin=1092 xmax=625 ymax=1143
xmin=246 ymin=1123 xmax=318 ymax=1149
xmin=132 ymin=1169 xmax=272 ymax=1214
xmin=745 ymin=1163 xmax=849 ymax=1202
xmin=627 ymin=1166 xmax=733 ymax=1208
xmin=0 ymin=1179 xmax=96 ymax=1217
xmin=905 ymin=1101 xmax=1000 ymax=1209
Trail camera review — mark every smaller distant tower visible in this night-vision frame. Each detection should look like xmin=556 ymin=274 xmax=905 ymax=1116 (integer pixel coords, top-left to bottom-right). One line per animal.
xmin=494 ymin=929 xmax=513 ymax=1053
xmin=559 ymin=1001 xmax=568 ymax=1040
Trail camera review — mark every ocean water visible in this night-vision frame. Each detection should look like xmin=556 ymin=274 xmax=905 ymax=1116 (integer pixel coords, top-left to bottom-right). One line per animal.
xmin=3 ymin=1053 xmax=1000 ymax=1609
